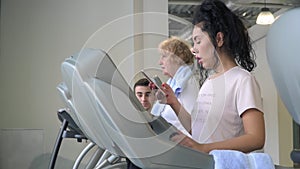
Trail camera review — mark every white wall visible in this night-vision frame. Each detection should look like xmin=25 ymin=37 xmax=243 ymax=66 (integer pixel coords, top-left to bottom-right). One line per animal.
xmin=249 ymin=8 xmax=293 ymax=166
xmin=250 ymin=24 xmax=280 ymax=163
xmin=0 ymin=0 xmax=167 ymax=168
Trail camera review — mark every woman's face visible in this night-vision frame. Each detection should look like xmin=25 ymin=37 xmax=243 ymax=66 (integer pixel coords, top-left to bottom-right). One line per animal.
xmin=158 ymin=52 xmax=180 ymax=77
xmin=191 ymin=25 xmax=218 ymax=70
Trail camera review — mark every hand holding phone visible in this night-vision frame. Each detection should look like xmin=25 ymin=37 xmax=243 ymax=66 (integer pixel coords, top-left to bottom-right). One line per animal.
xmin=140 ymin=70 xmax=166 ymax=96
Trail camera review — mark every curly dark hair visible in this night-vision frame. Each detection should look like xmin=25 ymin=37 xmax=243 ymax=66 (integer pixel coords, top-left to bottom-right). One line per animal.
xmin=192 ymin=0 xmax=256 ymax=85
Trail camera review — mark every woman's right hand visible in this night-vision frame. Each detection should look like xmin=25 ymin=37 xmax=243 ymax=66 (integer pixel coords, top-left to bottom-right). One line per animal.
xmin=149 ymin=82 xmax=168 ymax=103
xmin=149 ymin=82 xmax=179 ymax=106
xmin=159 ymin=83 xmax=178 ymax=106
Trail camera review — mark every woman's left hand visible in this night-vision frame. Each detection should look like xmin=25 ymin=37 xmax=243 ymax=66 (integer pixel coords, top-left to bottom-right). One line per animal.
xmin=169 ymin=131 xmax=206 ymax=153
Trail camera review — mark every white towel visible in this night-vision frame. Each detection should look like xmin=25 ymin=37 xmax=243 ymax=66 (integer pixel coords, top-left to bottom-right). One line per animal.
xmin=209 ymin=150 xmax=275 ymax=169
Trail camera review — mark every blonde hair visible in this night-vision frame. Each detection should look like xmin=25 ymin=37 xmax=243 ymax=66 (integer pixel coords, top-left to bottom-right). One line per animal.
xmin=159 ymin=36 xmax=194 ymax=65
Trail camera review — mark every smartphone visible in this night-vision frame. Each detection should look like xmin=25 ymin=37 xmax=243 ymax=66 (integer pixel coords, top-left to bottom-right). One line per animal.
xmin=152 ymin=75 xmax=162 ymax=88
xmin=140 ymin=70 xmax=166 ymax=95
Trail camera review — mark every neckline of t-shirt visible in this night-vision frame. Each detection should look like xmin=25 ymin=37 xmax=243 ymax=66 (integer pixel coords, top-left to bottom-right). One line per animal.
xmin=207 ymin=66 xmax=239 ymax=81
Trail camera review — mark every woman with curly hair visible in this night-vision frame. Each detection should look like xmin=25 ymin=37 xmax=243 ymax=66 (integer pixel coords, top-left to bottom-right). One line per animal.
xmin=162 ymin=0 xmax=265 ymax=154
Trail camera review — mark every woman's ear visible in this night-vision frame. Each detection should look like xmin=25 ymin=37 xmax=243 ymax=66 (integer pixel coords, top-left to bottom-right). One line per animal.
xmin=216 ymin=32 xmax=224 ymax=47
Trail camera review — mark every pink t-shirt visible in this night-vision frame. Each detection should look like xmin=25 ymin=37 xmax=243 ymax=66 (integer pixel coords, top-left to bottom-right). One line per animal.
xmin=191 ymin=66 xmax=263 ymax=143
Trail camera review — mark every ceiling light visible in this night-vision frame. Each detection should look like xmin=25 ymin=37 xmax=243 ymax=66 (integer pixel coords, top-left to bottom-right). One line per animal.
xmin=256 ymin=0 xmax=275 ymax=25
xmin=256 ymin=7 xmax=275 ymax=25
